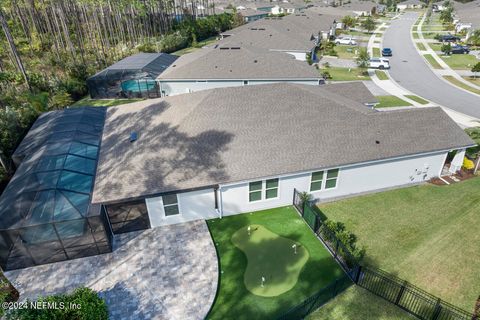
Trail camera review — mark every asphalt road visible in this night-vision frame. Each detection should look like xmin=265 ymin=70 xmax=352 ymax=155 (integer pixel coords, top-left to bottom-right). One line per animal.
xmin=383 ymin=12 xmax=480 ymax=118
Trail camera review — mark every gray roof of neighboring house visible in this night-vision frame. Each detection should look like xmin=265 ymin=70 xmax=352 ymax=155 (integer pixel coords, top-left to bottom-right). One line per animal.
xmin=92 ymin=83 xmax=474 ymax=204
xmin=454 ymin=0 xmax=480 ymax=29
xmin=157 ymin=46 xmax=320 ymax=80
xmin=220 ymin=11 xmax=340 ymax=50
xmin=398 ymin=0 xmax=424 ymax=6
xmin=341 ymin=0 xmax=378 ymax=12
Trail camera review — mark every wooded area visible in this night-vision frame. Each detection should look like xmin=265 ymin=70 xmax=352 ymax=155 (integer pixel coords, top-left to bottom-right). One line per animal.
xmin=0 ymin=0 xmax=241 ymax=178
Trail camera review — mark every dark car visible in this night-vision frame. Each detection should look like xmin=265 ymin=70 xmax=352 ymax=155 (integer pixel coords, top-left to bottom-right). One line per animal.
xmin=441 ymin=34 xmax=460 ymax=42
xmin=450 ymin=45 xmax=470 ymax=54
xmin=382 ymin=48 xmax=392 ymax=57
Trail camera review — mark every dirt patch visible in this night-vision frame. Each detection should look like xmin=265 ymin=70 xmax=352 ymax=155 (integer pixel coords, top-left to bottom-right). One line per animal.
xmin=429 ymin=169 xmax=477 ymax=185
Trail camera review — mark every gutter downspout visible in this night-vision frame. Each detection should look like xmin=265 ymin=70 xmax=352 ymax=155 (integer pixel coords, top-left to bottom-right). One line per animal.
xmin=217 ymin=185 xmax=224 ymax=219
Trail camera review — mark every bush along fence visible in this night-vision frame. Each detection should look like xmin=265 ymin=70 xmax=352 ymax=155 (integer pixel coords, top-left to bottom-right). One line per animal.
xmin=289 ymin=188 xmax=475 ymax=320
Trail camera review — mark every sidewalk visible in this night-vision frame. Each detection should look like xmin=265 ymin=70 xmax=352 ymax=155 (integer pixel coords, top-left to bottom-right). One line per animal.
xmin=367 ymin=14 xmax=480 ymax=128
xmin=415 ymin=13 xmax=480 ymax=92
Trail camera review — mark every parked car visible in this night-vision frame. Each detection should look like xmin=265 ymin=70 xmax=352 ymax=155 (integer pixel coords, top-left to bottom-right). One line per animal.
xmin=382 ymin=48 xmax=393 ymax=57
xmin=334 ymin=37 xmax=357 ymax=45
xmin=369 ymin=58 xmax=390 ymax=69
xmin=449 ymin=45 xmax=470 ymax=54
xmin=440 ymin=34 xmax=460 ymax=42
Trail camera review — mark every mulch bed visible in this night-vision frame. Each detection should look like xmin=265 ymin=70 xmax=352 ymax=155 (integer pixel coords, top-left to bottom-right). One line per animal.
xmin=429 ymin=169 xmax=477 ymax=186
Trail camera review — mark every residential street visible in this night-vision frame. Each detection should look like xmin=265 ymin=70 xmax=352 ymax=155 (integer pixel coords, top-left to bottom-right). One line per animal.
xmin=383 ymin=12 xmax=480 ymax=118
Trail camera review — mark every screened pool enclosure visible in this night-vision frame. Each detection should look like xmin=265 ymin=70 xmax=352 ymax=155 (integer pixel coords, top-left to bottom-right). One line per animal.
xmin=87 ymin=52 xmax=178 ymax=99
xmin=0 ymin=107 xmax=112 ymax=270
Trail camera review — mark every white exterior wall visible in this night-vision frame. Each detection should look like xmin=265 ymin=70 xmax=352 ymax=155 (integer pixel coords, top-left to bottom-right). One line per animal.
xmin=220 ymin=151 xmax=447 ymax=216
xmin=144 ymin=151 xmax=448 ymax=226
xmin=146 ymin=188 xmax=218 ymax=227
xmin=285 ymin=51 xmax=308 ymax=61
xmin=159 ymin=79 xmax=320 ymax=96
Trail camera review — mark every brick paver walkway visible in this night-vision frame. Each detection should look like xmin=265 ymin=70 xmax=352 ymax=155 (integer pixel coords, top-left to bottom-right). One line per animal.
xmin=5 ymin=220 xmax=218 ymax=320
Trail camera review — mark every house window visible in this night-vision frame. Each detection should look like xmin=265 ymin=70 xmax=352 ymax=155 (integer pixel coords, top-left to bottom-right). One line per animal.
xmin=243 ymin=80 xmax=249 ymax=85
xmin=310 ymin=171 xmax=324 ymax=191
xmin=325 ymin=169 xmax=339 ymax=189
xmin=162 ymin=194 xmax=179 ymax=216
xmin=249 ymin=181 xmax=262 ymax=202
xmin=265 ymin=178 xmax=279 ymax=199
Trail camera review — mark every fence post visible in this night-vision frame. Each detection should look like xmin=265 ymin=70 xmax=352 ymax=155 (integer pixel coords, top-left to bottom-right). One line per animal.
xmin=354 ymin=265 xmax=362 ymax=284
xmin=292 ymin=188 xmax=296 ymax=205
xmin=395 ymin=280 xmax=407 ymax=305
xmin=334 ymin=238 xmax=339 ymax=258
xmin=431 ymin=298 xmax=442 ymax=320
xmin=332 ymin=279 xmax=338 ymax=298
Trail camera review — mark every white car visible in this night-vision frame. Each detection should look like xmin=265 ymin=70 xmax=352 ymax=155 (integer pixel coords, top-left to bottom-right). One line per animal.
xmin=334 ymin=37 xmax=357 ymax=45
xmin=369 ymin=58 xmax=390 ymax=69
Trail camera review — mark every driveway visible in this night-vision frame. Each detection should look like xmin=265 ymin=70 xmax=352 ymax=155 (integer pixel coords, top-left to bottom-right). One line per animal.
xmin=5 ymin=221 xmax=218 ymax=320
xmin=383 ymin=12 xmax=480 ymax=118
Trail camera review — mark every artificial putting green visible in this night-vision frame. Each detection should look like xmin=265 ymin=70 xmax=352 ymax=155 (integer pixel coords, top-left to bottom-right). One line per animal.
xmin=232 ymin=224 xmax=309 ymax=297
xmin=206 ymin=206 xmax=344 ymax=319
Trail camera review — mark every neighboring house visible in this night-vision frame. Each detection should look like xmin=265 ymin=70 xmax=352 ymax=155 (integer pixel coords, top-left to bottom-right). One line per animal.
xmin=271 ymin=3 xmax=306 ymax=14
xmin=396 ymin=0 xmax=425 ymax=10
xmin=87 ymin=53 xmax=178 ymax=99
xmin=340 ymin=0 xmax=379 ymax=16
xmin=156 ymin=46 xmax=324 ymax=96
xmin=239 ymin=9 xmax=269 ymax=22
xmin=453 ymin=0 xmax=480 ymax=40
xmin=92 ymin=83 xmax=474 ymax=229
xmin=220 ymin=12 xmax=341 ymax=59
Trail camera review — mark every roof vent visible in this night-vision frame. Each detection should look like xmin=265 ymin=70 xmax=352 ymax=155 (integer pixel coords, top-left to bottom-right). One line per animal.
xmin=259 ymin=28 xmax=265 ymax=30
xmin=254 ymin=60 xmax=258 ymax=63
xmin=375 ymin=140 xmax=380 ymax=145
xmin=130 ymin=132 xmax=138 ymax=142
xmin=220 ymin=47 xmax=229 ymax=50
xmin=231 ymin=47 xmax=241 ymax=50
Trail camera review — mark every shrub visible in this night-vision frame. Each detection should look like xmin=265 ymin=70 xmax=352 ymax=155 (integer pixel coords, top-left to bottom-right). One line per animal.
xmin=6 ymin=287 xmax=108 ymax=320
xmin=463 ymin=157 xmax=475 ymax=170
xmin=323 ymin=219 xmax=366 ymax=263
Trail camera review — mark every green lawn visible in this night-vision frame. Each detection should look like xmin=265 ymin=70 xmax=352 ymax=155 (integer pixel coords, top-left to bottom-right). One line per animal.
xmin=375 ymin=95 xmax=412 ymax=108
xmin=307 ymin=286 xmax=415 ymax=320
xmin=372 ymin=47 xmax=380 ymax=57
xmin=416 ymin=42 xmax=426 ymax=51
xmin=321 ymin=67 xmax=370 ymax=81
xmin=423 ymin=54 xmax=443 ymax=69
xmin=443 ymin=76 xmax=480 ymax=95
xmin=334 ymin=45 xmax=360 ymax=59
xmin=317 ymin=177 xmax=480 ymax=310
xmin=172 ymin=36 xmax=218 ymax=55
xmin=206 ymin=206 xmax=344 ymax=320
xmin=463 ymin=76 xmax=480 ymax=87
xmin=404 ymin=94 xmax=429 ymax=104
xmin=375 ymin=70 xmax=388 ymax=80
xmin=429 ymin=43 xmax=442 ymax=52
xmin=440 ymin=54 xmax=480 ymax=70
xmin=71 ymin=97 xmax=143 ymax=107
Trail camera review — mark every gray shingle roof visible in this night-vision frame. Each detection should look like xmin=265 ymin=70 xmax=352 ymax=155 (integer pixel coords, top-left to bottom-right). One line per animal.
xmin=157 ymin=46 xmax=321 ymax=80
xmin=92 ymin=83 xmax=474 ymax=204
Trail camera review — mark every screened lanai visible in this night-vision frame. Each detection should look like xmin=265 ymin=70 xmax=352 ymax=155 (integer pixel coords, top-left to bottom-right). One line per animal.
xmin=0 ymin=107 xmax=112 ymax=270
xmin=87 ymin=52 xmax=178 ymax=99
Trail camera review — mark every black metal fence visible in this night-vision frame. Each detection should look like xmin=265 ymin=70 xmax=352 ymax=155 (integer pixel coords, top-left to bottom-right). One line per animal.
xmin=277 ymin=273 xmax=352 ymax=320
xmin=290 ymin=188 xmax=475 ymax=320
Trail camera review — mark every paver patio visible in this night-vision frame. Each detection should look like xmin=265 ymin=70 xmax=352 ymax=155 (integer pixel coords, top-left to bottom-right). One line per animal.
xmin=5 ymin=220 xmax=218 ymax=320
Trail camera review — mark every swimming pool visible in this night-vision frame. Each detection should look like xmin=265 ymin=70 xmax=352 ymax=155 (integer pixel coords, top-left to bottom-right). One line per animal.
xmin=121 ymin=79 xmax=157 ymax=93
